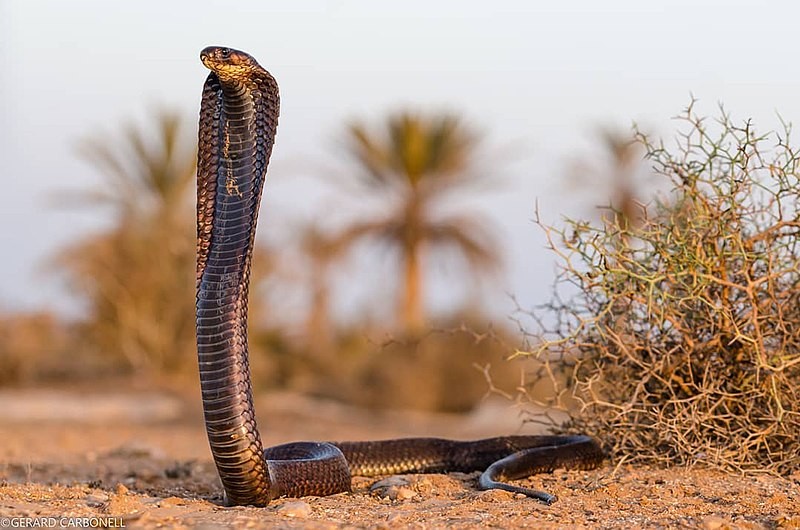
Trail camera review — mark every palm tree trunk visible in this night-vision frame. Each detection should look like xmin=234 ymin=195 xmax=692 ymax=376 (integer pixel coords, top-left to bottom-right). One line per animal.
xmin=401 ymin=240 xmax=424 ymax=331
xmin=306 ymin=269 xmax=332 ymax=352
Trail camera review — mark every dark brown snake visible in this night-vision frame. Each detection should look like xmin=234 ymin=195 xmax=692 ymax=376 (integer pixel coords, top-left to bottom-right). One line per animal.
xmin=195 ymin=45 xmax=604 ymax=507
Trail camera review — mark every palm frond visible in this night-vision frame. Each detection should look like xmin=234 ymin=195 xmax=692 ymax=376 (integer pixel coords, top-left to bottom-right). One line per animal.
xmin=424 ymin=215 xmax=501 ymax=273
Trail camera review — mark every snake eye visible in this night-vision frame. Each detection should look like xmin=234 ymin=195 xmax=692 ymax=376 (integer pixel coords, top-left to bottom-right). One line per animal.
xmin=219 ymin=48 xmax=231 ymax=59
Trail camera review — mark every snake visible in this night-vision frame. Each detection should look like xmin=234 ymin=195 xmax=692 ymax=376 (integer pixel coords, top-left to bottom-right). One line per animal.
xmin=195 ymin=45 xmax=604 ymax=507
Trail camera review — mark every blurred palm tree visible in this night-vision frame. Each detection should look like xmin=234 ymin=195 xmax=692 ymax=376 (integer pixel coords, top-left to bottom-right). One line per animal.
xmin=70 ymin=110 xmax=197 ymax=223
xmin=566 ymin=127 xmax=648 ymax=351
xmin=296 ymin=222 xmax=350 ymax=347
xmin=54 ymin=110 xmax=198 ymax=372
xmin=58 ymin=110 xmax=278 ymax=373
xmin=570 ymin=127 xmax=645 ymax=237
xmin=597 ymin=128 xmax=644 ymax=234
xmin=342 ymin=111 xmax=501 ymax=331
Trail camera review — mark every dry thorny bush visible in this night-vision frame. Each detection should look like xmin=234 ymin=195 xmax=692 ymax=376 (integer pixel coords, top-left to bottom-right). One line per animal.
xmin=522 ymin=101 xmax=800 ymax=475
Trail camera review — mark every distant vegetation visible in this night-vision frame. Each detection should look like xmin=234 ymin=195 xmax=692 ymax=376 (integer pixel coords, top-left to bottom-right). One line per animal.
xmin=2 ymin=108 xmax=525 ymax=412
xmin=6 ymin=90 xmax=798 ymax=477
xmin=54 ymin=110 xmax=200 ymax=373
xmin=526 ymin=101 xmax=800 ymax=474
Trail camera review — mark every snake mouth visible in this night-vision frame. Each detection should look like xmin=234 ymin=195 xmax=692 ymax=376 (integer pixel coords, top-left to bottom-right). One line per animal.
xmin=199 ymin=50 xmax=213 ymax=69
xmin=199 ymin=46 xmax=227 ymax=70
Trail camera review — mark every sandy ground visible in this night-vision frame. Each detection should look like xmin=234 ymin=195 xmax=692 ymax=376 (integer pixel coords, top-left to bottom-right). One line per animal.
xmin=0 ymin=384 xmax=798 ymax=529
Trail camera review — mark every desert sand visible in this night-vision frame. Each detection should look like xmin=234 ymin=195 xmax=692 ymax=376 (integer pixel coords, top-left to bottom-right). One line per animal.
xmin=0 ymin=384 xmax=797 ymax=529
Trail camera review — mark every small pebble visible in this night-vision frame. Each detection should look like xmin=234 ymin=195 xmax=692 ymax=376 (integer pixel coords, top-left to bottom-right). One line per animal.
xmin=370 ymin=476 xmax=416 ymax=500
xmin=393 ymin=486 xmax=417 ymax=501
xmin=371 ymin=476 xmax=410 ymax=489
xmin=85 ymin=493 xmax=108 ymax=507
xmin=370 ymin=484 xmax=417 ymax=501
xmin=115 ymin=483 xmax=129 ymax=495
xmin=277 ymin=500 xmax=312 ymax=518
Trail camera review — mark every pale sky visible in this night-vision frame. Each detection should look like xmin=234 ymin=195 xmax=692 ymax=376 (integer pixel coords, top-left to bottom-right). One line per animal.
xmin=3 ymin=0 xmax=800 ymax=323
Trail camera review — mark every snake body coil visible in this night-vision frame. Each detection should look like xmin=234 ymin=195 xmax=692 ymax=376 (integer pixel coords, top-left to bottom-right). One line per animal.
xmin=196 ymin=46 xmax=603 ymax=507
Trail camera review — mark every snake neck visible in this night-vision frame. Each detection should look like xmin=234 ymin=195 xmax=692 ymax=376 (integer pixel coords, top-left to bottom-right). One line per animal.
xmin=196 ymin=74 xmax=276 ymax=506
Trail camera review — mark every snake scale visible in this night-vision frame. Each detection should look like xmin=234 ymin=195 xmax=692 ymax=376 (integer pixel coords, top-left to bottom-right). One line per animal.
xmin=195 ymin=45 xmax=604 ymax=507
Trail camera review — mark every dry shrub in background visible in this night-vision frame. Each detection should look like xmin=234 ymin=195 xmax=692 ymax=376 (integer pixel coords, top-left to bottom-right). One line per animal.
xmin=53 ymin=112 xmax=274 ymax=375
xmin=349 ymin=322 xmax=527 ymax=412
xmin=54 ymin=111 xmax=199 ymax=374
xmin=257 ymin=319 xmax=529 ymax=413
xmin=0 ymin=312 xmax=75 ymax=384
xmin=524 ymin=101 xmax=800 ymax=474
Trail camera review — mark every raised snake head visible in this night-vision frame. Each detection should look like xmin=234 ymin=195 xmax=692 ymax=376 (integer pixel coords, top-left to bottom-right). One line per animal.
xmin=200 ymin=46 xmax=266 ymax=83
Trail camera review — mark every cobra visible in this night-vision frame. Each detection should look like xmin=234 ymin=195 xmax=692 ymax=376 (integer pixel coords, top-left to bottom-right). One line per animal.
xmin=195 ymin=45 xmax=603 ymax=507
